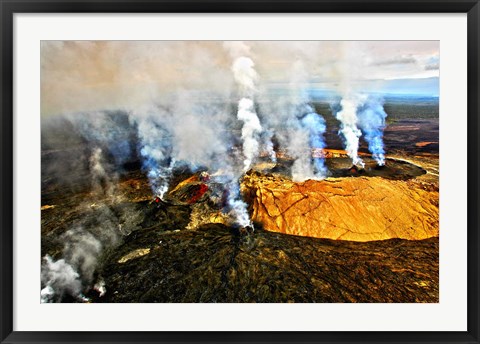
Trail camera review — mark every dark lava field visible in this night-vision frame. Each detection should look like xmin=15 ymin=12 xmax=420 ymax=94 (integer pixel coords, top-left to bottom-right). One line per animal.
xmin=98 ymin=223 xmax=438 ymax=303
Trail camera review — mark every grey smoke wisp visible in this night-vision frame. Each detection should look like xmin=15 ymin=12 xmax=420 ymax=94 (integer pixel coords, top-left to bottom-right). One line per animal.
xmin=223 ymin=41 xmax=276 ymax=228
xmin=334 ymin=94 xmax=365 ymax=168
xmin=332 ymin=94 xmax=388 ymax=167
xmin=129 ymin=109 xmax=174 ymax=199
xmin=357 ymin=96 xmax=388 ymax=166
xmin=41 ymin=146 xmax=143 ymax=302
xmin=225 ymin=42 xmax=276 ymax=171
xmin=259 ymin=60 xmax=328 ymax=181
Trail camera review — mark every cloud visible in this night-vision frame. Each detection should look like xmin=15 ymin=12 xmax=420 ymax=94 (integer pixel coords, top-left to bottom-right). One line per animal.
xmin=424 ymin=55 xmax=440 ymax=71
xmin=425 ymin=63 xmax=439 ymax=71
xmin=371 ymin=55 xmax=417 ymax=66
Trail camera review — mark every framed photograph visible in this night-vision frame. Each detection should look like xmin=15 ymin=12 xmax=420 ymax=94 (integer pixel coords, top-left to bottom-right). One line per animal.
xmin=1 ymin=1 xmax=478 ymax=343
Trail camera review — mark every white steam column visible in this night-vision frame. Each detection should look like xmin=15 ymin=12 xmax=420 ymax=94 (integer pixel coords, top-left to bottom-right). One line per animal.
xmin=223 ymin=42 xmax=272 ymax=228
xmin=231 ymin=55 xmax=264 ymax=171
xmin=335 ymin=94 xmax=365 ymax=168
xmin=335 ymin=93 xmax=388 ymax=168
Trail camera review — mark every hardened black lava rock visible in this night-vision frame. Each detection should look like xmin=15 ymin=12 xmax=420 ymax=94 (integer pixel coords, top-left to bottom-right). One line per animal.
xmin=95 ymin=223 xmax=439 ymax=303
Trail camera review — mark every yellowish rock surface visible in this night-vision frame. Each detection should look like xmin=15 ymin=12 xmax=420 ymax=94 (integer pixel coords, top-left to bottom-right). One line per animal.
xmin=243 ymin=174 xmax=438 ymax=242
xmin=118 ymin=248 xmax=151 ymax=264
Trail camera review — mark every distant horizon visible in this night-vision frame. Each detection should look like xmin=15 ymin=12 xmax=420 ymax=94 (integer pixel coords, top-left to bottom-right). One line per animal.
xmin=285 ymin=77 xmax=439 ymax=99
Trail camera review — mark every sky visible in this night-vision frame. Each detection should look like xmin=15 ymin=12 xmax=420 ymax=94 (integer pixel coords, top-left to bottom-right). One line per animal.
xmin=41 ymin=41 xmax=439 ymax=116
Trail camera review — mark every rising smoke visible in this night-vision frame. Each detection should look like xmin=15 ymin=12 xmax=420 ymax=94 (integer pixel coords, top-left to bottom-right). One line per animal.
xmin=223 ymin=41 xmax=276 ymax=228
xmin=41 ymin=255 xmax=83 ymax=303
xmin=300 ymin=112 xmax=328 ymax=177
xmin=334 ymin=94 xmax=365 ymax=168
xmin=259 ymin=59 xmax=328 ymax=181
xmin=41 ymin=141 xmax=143 ymax=302
xmin=357 ymin=96 xmax=388 ymax=166
xmin=237 ymin=98 xmax=262 ymax=172
xmin=225 ymin=42 xmax=276 ymax=171
xmin=129 ymin=110 xmax=173 ymax=198
xmin=332 ymin=93 xmax=388 ymax=167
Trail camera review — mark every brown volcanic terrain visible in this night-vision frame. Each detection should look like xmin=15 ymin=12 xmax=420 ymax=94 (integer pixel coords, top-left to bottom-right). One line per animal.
xmin=97 ymin=224 xmax=438 ymax=303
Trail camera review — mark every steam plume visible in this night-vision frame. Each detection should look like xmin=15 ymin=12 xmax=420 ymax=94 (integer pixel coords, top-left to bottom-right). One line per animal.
xmin=226 ymin=181 xmax=251 ymax=227
xmin=300 ymin=112 xmax=328 ymax=177
xmin=41 ymin=255 xmax=84 ymax=303
xmin=166 ymin=92 xmax=231 ymax=172
xmin=129 ymin=111 xmax=173 ymax=199
xmin=90 ymin=147 xmax=117 ymax=198
xmin=232 ymin=57 xmax=258 ymax=96
xmin=225 ymin=42 xmax=275 ymax=171
xmin=222 ymin=42 xmax=268 ymax=228
xmin=357 ymin=96 xmax=388 ymax=166
xmin=237 ymin=98 xmax=262 ymax=171
xmin=333 ymin=94 xmax=388 ymax=167
xmin=41 ymin=227 xmax=105 ymax=303
xmin=334 ymin=94 xmax=365 ymax=168
xmin=41 ymin=147 xmax=141 ymax=302
xmin=290 ymin=108 xmax=328 ymax=181
xmin=259 ymin=59 xmax=328 ymax=181
xmin=261 ymin=129 xmax=277 ymax=163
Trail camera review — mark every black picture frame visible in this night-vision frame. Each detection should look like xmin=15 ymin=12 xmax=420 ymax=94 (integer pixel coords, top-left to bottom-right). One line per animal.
xmin=1 ymin=1 xmax=479 ymax=343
